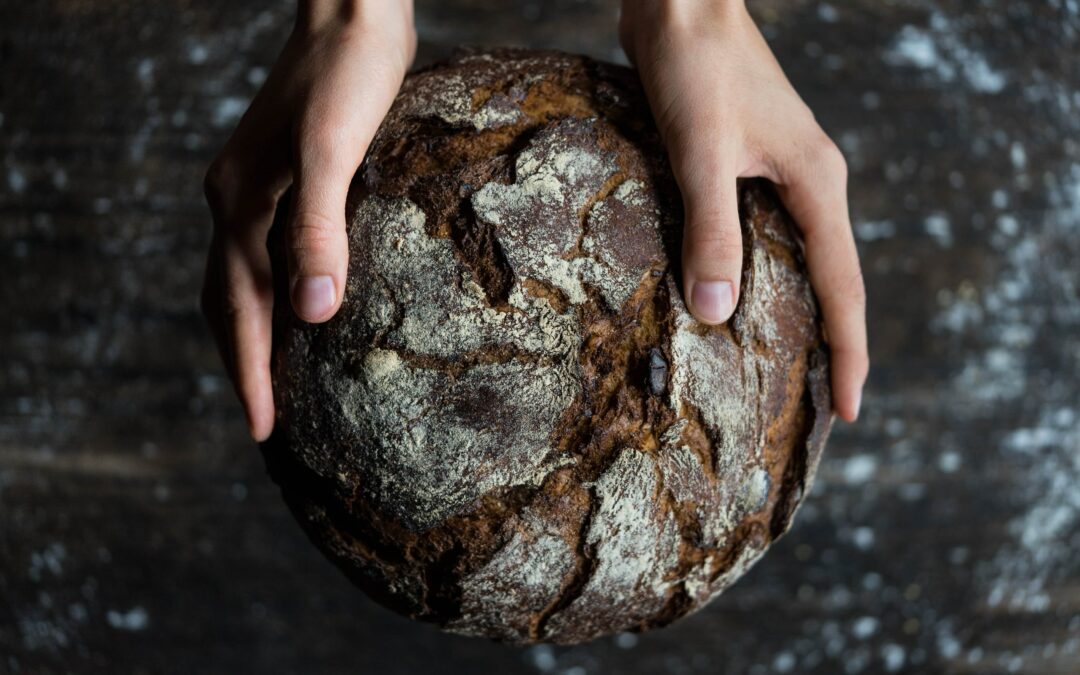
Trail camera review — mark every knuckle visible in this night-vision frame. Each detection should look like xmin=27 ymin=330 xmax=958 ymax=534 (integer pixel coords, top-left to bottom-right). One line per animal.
xmin=693 ymin=235 xmax=744 ymax=263
xmin=843 ymin=268 xmax=868 ymax=308
xmin=833 ymin=339 xmax=869 ymax=372
xmin=684 ymin=219 xmax=744 ymax=262
xmin=841 ymin=347 xmax=870 ymax=383
xmin=783 ymin=132 xmax=848 ymax=188
xmin=856 ymin=353 xmax=871 ymax=380
xmin=824 ymin=268 xmax=867 ymax=314
xmin=808 ymin=134 xmax=848 ymax=182
xmin=288 ymin=212 xmax=342 ymax=258
xmin=204 ymin=154 xmax=281 ymax=228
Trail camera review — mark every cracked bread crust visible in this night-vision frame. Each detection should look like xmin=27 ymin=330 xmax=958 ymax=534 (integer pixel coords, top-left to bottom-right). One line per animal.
xmin=261 ymin=48 xmax=833 ymax=645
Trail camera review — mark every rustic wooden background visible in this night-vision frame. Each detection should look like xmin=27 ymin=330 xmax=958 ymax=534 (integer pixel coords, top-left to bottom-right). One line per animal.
xmin=2 ymin=1 xmax=1078 ymax=673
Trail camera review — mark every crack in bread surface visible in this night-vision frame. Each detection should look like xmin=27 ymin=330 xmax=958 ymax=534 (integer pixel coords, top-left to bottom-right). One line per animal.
xmin=264 ymin=48 xmax=832 ymax=646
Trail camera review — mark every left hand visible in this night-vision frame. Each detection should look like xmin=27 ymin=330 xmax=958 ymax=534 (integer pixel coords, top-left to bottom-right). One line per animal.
xmin=201 ymin=0 xmax=417 ymax=441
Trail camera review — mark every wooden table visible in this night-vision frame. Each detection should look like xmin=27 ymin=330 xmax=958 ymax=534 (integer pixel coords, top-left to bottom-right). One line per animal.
xmin=2 ymin=1 xmax=1078 ymax=673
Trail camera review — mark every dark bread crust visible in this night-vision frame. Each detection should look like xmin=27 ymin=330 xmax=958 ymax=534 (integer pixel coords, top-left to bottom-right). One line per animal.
xmin=262 ymin=48 xmax=832 ymax=645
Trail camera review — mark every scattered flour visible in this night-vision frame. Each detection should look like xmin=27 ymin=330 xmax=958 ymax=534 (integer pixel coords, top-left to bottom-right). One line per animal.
xmin=105 ymin=606 xmax=149 ymax=632
xmin=885 ymin=14 xmax=1007 ymax=94
xmin=544 ymin=448 xmax=681 ymax=635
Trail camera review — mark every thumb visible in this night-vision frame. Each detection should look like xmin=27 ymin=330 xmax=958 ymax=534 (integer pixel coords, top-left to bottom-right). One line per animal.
xmin=672 ymin=146 xmax=743 ymax=325
xmin=286 ymin=118 xmax=366 ymax=323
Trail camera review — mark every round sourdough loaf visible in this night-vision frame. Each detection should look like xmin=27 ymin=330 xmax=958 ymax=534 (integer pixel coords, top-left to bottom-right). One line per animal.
xmin=262 ymin=48 xmax=833 ymax=644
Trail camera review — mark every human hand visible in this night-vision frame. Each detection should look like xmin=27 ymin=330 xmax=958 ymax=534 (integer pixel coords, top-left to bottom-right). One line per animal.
xmin=201 ymin=0 xmax=416 ymax=441
xmin=619 ymin=0 xmax=868 ymax=421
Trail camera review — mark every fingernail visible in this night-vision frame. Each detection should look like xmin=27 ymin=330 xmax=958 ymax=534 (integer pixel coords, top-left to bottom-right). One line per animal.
xmin=293 ymin=275 xmax=335 ymax=321
xmin=690 ymin=280 xmax=735 ymax=324
xmin=852 ymin=390 xmax=862 ymax=421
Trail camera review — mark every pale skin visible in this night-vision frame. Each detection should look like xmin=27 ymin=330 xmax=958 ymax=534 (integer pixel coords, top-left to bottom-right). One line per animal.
xmin=202 ymin=0 xmax=869 ymax=442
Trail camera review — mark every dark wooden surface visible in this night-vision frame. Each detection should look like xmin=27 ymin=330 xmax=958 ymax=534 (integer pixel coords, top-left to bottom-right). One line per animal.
xmin=2 ymin=1 xmax=1078 ymax=673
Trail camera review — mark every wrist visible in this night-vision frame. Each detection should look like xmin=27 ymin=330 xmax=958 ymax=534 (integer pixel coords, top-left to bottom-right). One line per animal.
xmin=620 ymin=0 xmax=746 ymax=40
xmin=622 ymin=0 xmax=747 ymax=59
xmin=296 ymin=0 xmax=414 ymax=36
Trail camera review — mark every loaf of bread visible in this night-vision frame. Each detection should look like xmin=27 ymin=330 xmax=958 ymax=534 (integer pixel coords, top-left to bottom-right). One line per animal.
xmin=262 ymin=48 xmax=832 ymax=645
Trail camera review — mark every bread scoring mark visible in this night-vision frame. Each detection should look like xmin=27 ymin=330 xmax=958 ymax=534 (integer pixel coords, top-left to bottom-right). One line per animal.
xmin=408 ymin=71 xmax=525 ymax=131
xmin=657 ymin=439 xmax=710 ymax=506
xmin=581 ymin=179 xmax=665 ymax=311
xmin=527 ymin=271 xmax=682 ymax=642
xmin=352 ymin=196 xmax=580 ymax=362
xmin=469 ymin=120 xmax=667 ymax=318
xmin=447 ymin=510 xmax=577 ymax=641
xmin=471 ymin=118 xmax=618 ymax=305
xmin=543 ymin=448 xmax=681 ymax=637
xmin=400 ymin=49 xmax=582 ymax=133
xmin=669 ymin=295 xmax=760 ymax=468
xmin=708 ymin=540 xmax=769 ymax=594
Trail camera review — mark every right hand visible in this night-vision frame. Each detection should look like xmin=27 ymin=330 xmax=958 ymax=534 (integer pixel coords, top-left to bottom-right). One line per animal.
xmin=201 ymin=0 xmax=416 ymax=441
xmin=619 ymin=0 xmax=868 ymax=421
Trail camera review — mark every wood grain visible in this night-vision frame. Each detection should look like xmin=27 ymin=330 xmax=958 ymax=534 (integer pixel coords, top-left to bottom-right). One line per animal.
xmin=1 ymin=1 xmax=1078 ymax=673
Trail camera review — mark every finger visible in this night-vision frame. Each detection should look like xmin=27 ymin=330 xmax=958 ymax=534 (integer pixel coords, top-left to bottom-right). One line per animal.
xmin=220 ymin=224 xmax=277 ymax=442
xmin=668 ymin=131 xmax=744 ymax=325
xmin=287 ymin=52 xmax=404 ymax=323
xmin=204 ymin=152 xmax=288 ymax=441
xmin=285 ymin=122 xmax=369 ymax=323
xmin=285 ymin=123 xmax=355 ymax=323
xmin=773 ymin=136 xmax=868 ymax=422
